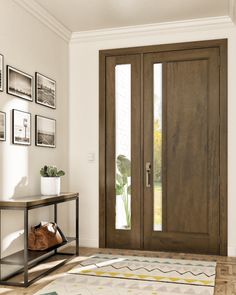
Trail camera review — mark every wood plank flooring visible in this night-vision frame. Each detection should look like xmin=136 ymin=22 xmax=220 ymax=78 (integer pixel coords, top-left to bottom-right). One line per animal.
xmin=0 ymin=247 xmax=235 ymax=294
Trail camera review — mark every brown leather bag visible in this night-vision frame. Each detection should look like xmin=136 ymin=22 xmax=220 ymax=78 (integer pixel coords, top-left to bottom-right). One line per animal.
xmin=28 ymin=222 xmax=63 ymax=251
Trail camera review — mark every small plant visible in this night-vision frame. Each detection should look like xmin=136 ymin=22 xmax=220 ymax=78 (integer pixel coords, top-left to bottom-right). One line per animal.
xmin=116 ymin=155 xmax=131 ymax=228
xmin=40 ymin=165 xmax=65 ymax=177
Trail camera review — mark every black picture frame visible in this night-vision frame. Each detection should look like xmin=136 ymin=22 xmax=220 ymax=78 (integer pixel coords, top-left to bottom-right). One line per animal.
xmin=0 ymin=111 xmax=6 ymax=141
xmin=12 ymin=109 xmax=31 ymax=146
xmin=0 ymin=54 xmax=3 ymax=92
xmin=35 ymin=72 xmax=56 ymax=109
xmin=7 ymin=66 xmax=33 ymax=101
xmin=35 ymin=115 xmax=56 ymax=148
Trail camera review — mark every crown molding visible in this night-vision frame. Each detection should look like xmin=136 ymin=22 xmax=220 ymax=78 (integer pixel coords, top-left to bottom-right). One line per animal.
xmin=12 ymin=0 xmax=235 ymax=44
xmin=71 ymin=16 xmax=234 ymax=44
xmin=229 ymin=0 xmax=236 ymax=24
xmin=13 ymin=0 xmax=71 ymax=42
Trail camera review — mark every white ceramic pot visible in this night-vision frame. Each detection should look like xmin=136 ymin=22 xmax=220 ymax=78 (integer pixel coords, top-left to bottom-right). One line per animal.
xmin=41 ymin=177 xmax=61 ymax=196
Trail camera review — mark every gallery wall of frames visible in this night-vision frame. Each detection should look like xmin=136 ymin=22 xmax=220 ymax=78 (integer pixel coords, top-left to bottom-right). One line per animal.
xmin=0 ymin=53 xmax=56 ymax=148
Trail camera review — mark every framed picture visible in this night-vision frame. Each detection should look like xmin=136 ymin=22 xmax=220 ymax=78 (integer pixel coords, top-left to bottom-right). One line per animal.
xmin=7 ymin=66 xmax=33 ymax=101
xmin=0 ymin=54 xmax=3 ymax=92
xmin=35 ymin=72 xmax=56 ymax=109
xmin=0 ymin=112 xmax=6 ymax=141
xmin=35 ymin=115 xmax=56 ymax=148
xmin=12 ymin=109 xmax=31 ymax=145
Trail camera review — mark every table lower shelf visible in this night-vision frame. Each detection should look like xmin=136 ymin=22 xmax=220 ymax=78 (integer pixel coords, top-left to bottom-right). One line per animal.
xmin=0 ymin=252 xmax=76 ymax=287
xmin=0 ymin=237 xmax=75 ymax=266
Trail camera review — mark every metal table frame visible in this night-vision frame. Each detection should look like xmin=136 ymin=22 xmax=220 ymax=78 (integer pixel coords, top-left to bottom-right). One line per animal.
xmin=0 ymin=193 xmax=79 ymax=287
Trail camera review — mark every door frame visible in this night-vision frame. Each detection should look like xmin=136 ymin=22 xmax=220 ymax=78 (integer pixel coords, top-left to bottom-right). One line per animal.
xmin=99 ymin=39 xmax=228 ymax=255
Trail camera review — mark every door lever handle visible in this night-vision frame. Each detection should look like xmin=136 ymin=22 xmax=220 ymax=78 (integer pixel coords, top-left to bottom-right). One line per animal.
xmin=146 ymin=162 xmax=151 ymax=188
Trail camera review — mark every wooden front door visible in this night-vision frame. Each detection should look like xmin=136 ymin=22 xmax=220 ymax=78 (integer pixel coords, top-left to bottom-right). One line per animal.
xmin=143 ymin=48 xmax=220 ymax=254
xmin=100 ymin=40 xmax=227 ymax=255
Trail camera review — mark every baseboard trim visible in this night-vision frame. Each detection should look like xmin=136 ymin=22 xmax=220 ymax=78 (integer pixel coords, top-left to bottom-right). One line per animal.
xmin=79 ymin=238 xmax=98 ymax=248
xmin=228 ymin=247 xmax=236 ymax=257
xmin=75 ymin=241 xmax=234 ymax=256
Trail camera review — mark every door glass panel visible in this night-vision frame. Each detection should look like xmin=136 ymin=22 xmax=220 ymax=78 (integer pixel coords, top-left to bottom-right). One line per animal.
xmin=153 ymin=64 xmax=162 ymax=231
xmin=115 ymin=64 xmax=132 ymax=230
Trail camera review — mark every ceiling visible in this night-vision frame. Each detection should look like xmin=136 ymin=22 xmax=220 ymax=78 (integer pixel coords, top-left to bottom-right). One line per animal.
xmin=35 ymin=0 xmax=229 ymax=32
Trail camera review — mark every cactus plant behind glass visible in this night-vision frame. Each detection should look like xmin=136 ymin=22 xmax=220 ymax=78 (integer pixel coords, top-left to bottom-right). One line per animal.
xmin=40 ymin=165 xmax=65 ymax=177
xmin=116 ymin=155 xmax=131 ymax=228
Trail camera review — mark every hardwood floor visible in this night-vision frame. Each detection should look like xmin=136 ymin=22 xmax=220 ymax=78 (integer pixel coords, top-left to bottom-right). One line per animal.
xmin=0 ymin=247 xmax=235 ymax=294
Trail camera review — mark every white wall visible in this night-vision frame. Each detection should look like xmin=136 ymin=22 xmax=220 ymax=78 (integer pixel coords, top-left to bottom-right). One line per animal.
xmin=0 ymin=0 xmax=69 ymax=260
xmin=1 ymin=0 xmax=235 ymax=259
xmin=69 ymin=20 xmax=236 ymax=255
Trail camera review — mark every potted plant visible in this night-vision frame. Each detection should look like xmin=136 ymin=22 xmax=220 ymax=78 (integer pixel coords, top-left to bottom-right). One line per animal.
xmin=40 ymin=165 xmax=65 ymax=196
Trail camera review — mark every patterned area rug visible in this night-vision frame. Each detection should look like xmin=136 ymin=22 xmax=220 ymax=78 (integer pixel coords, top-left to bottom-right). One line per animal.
xmin=34 ymin=254 xmax=216 ymax=295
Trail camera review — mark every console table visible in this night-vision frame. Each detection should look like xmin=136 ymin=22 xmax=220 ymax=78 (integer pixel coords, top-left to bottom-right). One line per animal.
xmin=0 ymin=192 xmax=79 ymax=287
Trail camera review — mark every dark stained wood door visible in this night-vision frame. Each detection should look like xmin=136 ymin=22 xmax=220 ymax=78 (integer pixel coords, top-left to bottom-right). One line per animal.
xmin=105 ymin=55 xmax=142 ymax=249
xmin=101 ymin=41 xmax=227 ymax=255
xmin=143 ymin=48 xmax=221 ymax=254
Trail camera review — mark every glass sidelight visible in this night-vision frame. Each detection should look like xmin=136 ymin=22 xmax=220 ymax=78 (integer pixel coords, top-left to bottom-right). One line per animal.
xmin=105 ymin=54 xmax=141 ymax=249
xmin=114 ymin=63 xmax=163 ymax=232
xmin=153 ymin=64 xmax=162 ymax=231
xmin=115 ymin=64 xmax=132 ymax=230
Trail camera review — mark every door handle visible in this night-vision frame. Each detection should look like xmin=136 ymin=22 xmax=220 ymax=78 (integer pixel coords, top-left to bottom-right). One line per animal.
xmin=146 ymin=162 xmax=151 ymax=188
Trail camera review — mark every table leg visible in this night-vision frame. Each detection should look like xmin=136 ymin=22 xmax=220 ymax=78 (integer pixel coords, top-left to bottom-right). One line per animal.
xmin=54 ymin=204 xmax=57 ymax=254
xmin=76 ymin=198 xmax=79 ymax=256
xmin=24 ymin=208 xmax=28 ymax=287
xmin=0 ymin=209 xmax=1 ymax=280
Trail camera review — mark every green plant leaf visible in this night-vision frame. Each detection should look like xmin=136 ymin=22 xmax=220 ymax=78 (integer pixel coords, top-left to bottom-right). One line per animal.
xmin=122 ymin=176 xmax=128 ymax=185
xmin=47 ymin=166 xmax=56 ymax=177
xmin=115 ymin=155 xmax=132 ymax=228
xmin=116 ymin=173 xmax=123 ymax=186
xmin=56 ymin=170 xmax=65 ymax=177
xmin=40 ymin=165 xmax=65 ymax=177
xmin=116 ymin=184 xmax=124 ymax=195
xmin=117 ymin=155 xmax=131 ymax=177
xmin=40 ymin=166 xmax=48 ymax=177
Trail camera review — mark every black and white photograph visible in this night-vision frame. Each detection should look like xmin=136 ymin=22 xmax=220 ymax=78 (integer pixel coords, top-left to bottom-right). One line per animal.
xmin=35 ymin=115 xmax=56 ymax=148
xmin=12 ymin=109 xmax=31 ymax=145
xmin=36 ymin=72 xmax=56 ymax=109
xmin=7 ymin=66 xmax=33 ymax=101
xmin=0 ymin=54 xmax=3 ymax=92
xmin=0 ymin=112 xmax=6 ymax=141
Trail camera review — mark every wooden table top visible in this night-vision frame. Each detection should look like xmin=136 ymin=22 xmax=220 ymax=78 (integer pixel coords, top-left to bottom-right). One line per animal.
xmin=0 ymin=192 xmax=79 ymax=209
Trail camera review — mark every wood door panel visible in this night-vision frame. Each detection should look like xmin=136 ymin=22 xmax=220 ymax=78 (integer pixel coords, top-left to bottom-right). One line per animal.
xmin=150 ymin=233 xmax=210 ymax=254
xmin=143 ymin=48 xmax=220 ymax=254
xmin=106 ymin=55 xmax=142 ymax=249
xmin=166 ymin=59 xmax=208 ymax=234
